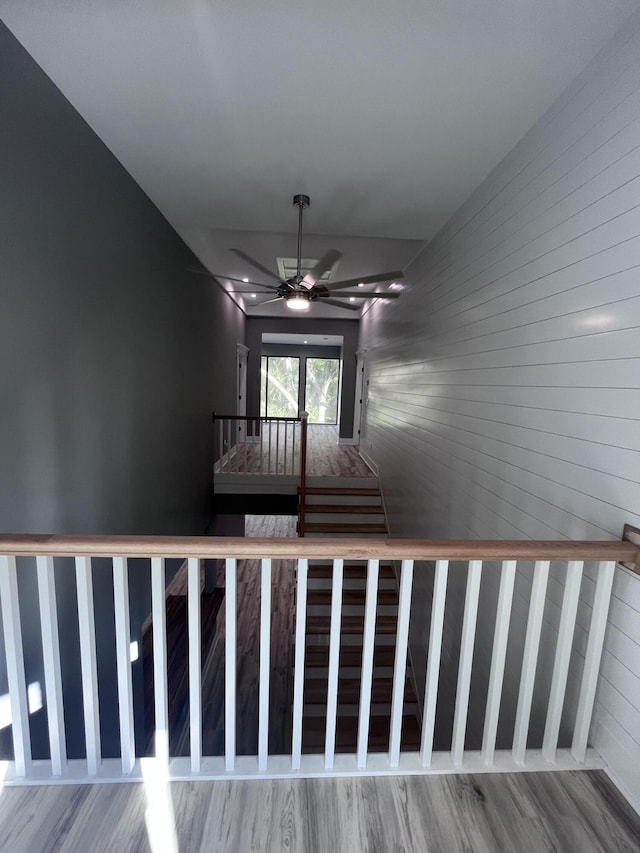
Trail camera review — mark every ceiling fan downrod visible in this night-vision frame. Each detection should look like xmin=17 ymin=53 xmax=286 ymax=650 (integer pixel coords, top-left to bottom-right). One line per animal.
xmin=293 ymin=194 xmax=310 ymax=284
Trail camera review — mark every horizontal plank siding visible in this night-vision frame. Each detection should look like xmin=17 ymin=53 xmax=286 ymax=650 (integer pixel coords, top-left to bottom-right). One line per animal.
xmin=359 ymin=16 xmax=640 ymax=812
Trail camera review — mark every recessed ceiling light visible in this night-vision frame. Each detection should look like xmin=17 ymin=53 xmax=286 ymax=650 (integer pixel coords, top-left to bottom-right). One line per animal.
xmin=358 ymin=282 xmax=364 ymax=287
xmin=242 ymin=277 xmax=249 ymax=283
xmin=250 ymin=293 xmax=257 ymax=298
xmin=303 ymin=340 xmax=308 ymax=344
xmin=349 ymin=297 xmax=355 ymax=302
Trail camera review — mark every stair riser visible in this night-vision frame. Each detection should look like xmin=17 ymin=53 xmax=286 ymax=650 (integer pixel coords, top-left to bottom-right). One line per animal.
xmin=304 ymin=666 xmax=395 ymax=678
xmin=304 ymin=513 xmax=385 ymax=525
xmin=307 ymin=578 xmax=396 ymax=591
xmin=301 ymin=635 xmax=397 ymax=647
xmin=303 ymin=495 xmax=383 ymax=507
xmin=307 ymin=605 xmax=398 ymax=617
xmin=303 ymin=703 xmax=419 ymax=717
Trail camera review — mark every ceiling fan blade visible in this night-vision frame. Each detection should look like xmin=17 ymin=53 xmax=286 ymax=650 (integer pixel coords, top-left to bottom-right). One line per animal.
xmin=251 ymin=296 xmax=283 ymax=306
xmin=329 ymin=291 xmax=401 ymax=299
xmin=214 ymin=275 xmax=279 ymax=291
xmin=230 ymin=249 xmax=283 ymax=283
xmin=321 ymin=297 xmax=361 ymax=311
xmin=325 ymin=270 xmax=404 ymax=292
xmin=187 ymin=268 xmax=279 ymax=291
xmin=301 ymin=249 xmax=342 ymax=288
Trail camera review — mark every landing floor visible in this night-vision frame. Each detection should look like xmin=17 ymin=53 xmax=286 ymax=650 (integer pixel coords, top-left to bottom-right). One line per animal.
xmin=0 ymin=769 xmax=637 ymax=852
xmin=219 ymin=424 xmax=373 ymax=478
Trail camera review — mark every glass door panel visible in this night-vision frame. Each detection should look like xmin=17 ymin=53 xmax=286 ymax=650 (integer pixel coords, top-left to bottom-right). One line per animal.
xmin=260 ymin=356 xmax=300 ymax=417
xmin=304 ymin=358 xmax=341 ymax=424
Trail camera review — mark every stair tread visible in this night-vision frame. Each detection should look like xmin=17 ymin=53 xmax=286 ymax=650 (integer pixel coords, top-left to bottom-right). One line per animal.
xmin=308 ymin=563 xmax=395 ymax=579
xmin=302 ymin=714 xmax=421 ymax=752
xmin=304 ymin=523 xmax=388 ymax=534
xmin=304 ymin=487 xmax=381 ymax=496
xmin=305 ymin=645 xmax=397 ymax=668
xmin=307 ymin=588 xmax=398 ymax=606
xmin=301 ymin=504 xmax=383 ymax=514
xmin=306 ymin=614 xmax=397 ymax=634
xmin=305 ymin=676 xmax=416 ymax=705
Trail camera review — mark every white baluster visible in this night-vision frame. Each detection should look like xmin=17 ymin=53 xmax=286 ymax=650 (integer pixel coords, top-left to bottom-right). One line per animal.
xmin=260 ymin=419 xmax=264 ymax=474
xmin=292 ymin=420 xmax=297 ymax=475
xmin=357 ymin=559 xmax=379 ymax=768
xmin=421 ymin=560 xmax=449 ymax=767
xmin=276 ymin=420 xmax=280 ymax=474
xmin=268 ymin=421 xmax=272 ymax=474
xmin=75 ymin=556 xmax=101 ymax=775
xmin=513 ymin=560 xmax=550 ymax=764
xmin=36 ymin=556 xmax=66 ymax=776
xmin=283 ymin=421 xmax=288 ymax=475
xmin=258 ymin=558 xmax=271 ymax=772
xmin=0 ymin=555 xmax=31 ymax=776
xmin=543 ymin=561 xmax=584 ymax=763
xmin=113 ymin=557 xmax=135 ymax=774
xmin=451 ymin=560 xmax=482 ymax=766
xmin=572 ymin=560 xmax=616 ymax=763
xmin=481 ymin=560 xmax=517 ymax=766
xmin=225 ymin=557 xmax=236 ymax=771
xmin=188 ymin=557 xmax=202 ymax=771
xmin=291 ymin=558 xmax=308 ymax=770
xmin=151 ymin=557 xmax=169 ymax=764
xmin=325 ymin=559 xmax=344 ymax=769
xmin=389 ymin=560 xmax=414 ymax=768
xmin=218 ymin=419 xmax=223 ymax=470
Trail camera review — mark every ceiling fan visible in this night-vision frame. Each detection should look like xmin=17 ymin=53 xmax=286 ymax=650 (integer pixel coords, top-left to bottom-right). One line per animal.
xmin=193 ymin=194 xmax=403 ymax=312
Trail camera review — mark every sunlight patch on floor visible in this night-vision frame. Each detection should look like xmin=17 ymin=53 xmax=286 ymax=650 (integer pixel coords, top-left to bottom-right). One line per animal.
xmin=141 ymin=755 xmax=178 ymax=853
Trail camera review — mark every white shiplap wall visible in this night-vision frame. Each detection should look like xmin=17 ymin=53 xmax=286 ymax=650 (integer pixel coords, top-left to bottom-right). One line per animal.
xmin=359 ymin=14 xmax=640 ymax=810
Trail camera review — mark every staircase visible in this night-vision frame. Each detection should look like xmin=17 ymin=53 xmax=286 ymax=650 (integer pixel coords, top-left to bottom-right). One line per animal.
xmin=297 ymin=475 xmax=421 ymax=754
xmin=298 ymin=475 xmax=388 ymax=537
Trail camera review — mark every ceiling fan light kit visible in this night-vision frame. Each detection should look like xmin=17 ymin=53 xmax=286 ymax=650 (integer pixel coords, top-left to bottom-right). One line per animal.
xmin=287 ymin=293 xmax=310 ymax=311
xmin=206 ymin=194 xmax=405 ymax=311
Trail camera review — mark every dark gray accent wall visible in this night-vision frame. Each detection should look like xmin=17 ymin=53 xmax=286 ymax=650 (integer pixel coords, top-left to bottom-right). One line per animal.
xmin=0 ymin=23 xmax=244 ymax=758
xmin=245 ymin=318 xmax=359 ymax=438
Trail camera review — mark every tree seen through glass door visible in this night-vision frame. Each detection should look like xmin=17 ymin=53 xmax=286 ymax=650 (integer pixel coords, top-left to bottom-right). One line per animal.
xmin=305 ymin=358 xmax=341 ymax=424
xmin=260 ymin=356 xmax=300 ymax=417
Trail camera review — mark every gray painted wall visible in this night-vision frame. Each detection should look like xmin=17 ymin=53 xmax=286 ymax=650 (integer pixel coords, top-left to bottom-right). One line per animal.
xmin=0 ymin=23 xmax=244 ymax=758
xmin=245 ymin=318 xmax=360 ymax=439
xmin=359 ymin=15 xmax=640 ymax=809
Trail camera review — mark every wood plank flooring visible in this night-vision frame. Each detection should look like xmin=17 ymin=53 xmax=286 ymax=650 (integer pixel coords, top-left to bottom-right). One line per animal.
xmin=168 ymin=514 xmax=298 ymax=757
xmin=220 ymin=424 xmax=373 ymax=478
xmin=0 ymin=770 xmax=637 ymax=852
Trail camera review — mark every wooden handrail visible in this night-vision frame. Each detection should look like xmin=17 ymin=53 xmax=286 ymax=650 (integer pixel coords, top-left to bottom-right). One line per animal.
xmin=0 ymin=534 xmax=636 ymax=564
xmin=212 ymin=414 xmax=302 ymax=423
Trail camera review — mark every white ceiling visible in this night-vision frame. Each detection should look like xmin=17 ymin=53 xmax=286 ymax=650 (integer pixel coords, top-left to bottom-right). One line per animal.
xmin=2 ymin=0 xmax=638 ymax=317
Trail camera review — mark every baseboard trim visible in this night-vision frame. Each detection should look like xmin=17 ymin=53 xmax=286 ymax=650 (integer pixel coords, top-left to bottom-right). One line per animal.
xmin=358 ymin=448 xmax=378 ymax=476
xmin=338 ymin=437 xmax=359 ymax=446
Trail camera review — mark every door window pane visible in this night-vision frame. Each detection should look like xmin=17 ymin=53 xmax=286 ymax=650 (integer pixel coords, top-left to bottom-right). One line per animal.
xmin=305 ymin=358 xmax=341 ymax=424
xmin=260 ymin=356 xmax=300 ymax=417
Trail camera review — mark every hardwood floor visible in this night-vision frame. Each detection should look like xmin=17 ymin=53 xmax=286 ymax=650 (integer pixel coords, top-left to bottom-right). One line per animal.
xmin=0 ymin=770 xmax=637 ymax=852
xmin=220 ymin=424 xmax=373 ymax=478
xmin=167 ymin=514 xmax=298 ymax=757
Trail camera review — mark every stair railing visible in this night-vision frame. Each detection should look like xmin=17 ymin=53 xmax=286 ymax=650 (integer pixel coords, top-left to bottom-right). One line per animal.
xmin=213 ymin=413 xmax=303 ymax=476
xmin=0 ymin=531 xmax=636 ymax=786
